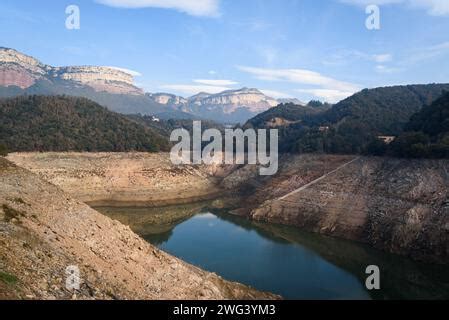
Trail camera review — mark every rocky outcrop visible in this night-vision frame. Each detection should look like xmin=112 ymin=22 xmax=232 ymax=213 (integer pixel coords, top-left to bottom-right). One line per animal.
xmin=179 ymin=88 xmax=280 ymax=123
xmin=0 ymin=157 xmax=277 ymax=300
xmin=0 ymin=48 xmax=48 ymax=89
xmin=54 ymin=66 xmax=143 ymax=95
xmin=6 ymin=152 xmax=229 ymax=206
xmin=189 ymin=88 xmax=278 ymax=114
xmin=229 ymin=155 xmax=449 ymax=264
xmin=148 ymin=93 xmax=187 ymax=106
xmin=0 ymin=47 xmax=142 ymax=95
xmin=148 ymin=88 xmax=282 ymax=123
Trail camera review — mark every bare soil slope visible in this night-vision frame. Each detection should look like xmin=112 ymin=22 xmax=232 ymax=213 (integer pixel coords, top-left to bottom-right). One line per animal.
xmin=0 ymin=157 xmax=277 ymax=300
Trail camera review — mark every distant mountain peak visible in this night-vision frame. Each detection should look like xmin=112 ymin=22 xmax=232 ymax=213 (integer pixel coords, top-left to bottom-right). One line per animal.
xmin=0 ymin=48 xmax=142 ymax=95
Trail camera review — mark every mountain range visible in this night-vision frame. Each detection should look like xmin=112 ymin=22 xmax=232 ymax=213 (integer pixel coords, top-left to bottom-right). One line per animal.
xmin=0 ymin=47 xmax=295 ymax=123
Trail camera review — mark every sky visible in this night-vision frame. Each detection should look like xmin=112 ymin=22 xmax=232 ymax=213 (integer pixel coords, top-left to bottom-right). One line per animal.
xmin=0 ymin=0 xmax=448 ymax=103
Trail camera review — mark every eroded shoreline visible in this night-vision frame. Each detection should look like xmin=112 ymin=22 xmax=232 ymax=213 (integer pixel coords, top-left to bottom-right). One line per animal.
xmin=6 ymin=152 xmax=449 ymax=264
xmin=0 ymin=157 xmax=278 ymax=300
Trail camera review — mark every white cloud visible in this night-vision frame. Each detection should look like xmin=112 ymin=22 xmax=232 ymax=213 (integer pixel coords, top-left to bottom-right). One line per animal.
xmin=323 ymin=50 xmax=393 ymax=66
xmin=95 ymin=0 xmax=220 ymax=17
xmin=238 ymin=66 xmax=360 ymax=92
xmin=238 ymin=66 xmax=360 ymax=103
xmin=375 ymin=64 xmax=402 ymax=73
xmin=405 ymin=41 xmax=449 ymax=63
xmin=339 ymin=0 xmax=449 ymax=16
xmin=372 ymin=54 xmax=393 ymax=63
xmin=160 ymin=84 xmax=231 ymax=95
xmin=107 ymin=66 xmax=142 ymax=76
xmin=259 ymin=89 xmax=293 ymax=99
xmin=194 ymin=79 xmax=238 ymax=86
xmin=296 ymin=89 xmax=355 ymax=103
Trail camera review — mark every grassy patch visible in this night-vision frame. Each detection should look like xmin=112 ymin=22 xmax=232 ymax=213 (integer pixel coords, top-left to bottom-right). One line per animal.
xmin=8 ymin=198 xmax=27 ymax=205
xmin=0 ymin=158 xmax=14 ymax=171
xmin=2 ymin=204 xmax=25 ymax=222
xmin=0 ymin=271 xmax=18 ymax=286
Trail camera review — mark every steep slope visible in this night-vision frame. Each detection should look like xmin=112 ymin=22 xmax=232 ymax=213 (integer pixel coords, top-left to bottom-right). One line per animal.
xmin=224 ymin=155 xmax=449 ymax=264
xmin=244 ymin=103 xmax=329 ymax=129
xmin=0 ymin=157 xmax=277 ymax=300
xmin=6 ymin=152 xmax=231 ymax=206
xmin=389 ymin=91 xmax=449 ymax=158
xmin=0 ymin=95 xmax=169 ymax=152
xmin=245 ymin=84 xmax=449 ymax=154
xmin=321 ymin=84 xmax=449 ymax=135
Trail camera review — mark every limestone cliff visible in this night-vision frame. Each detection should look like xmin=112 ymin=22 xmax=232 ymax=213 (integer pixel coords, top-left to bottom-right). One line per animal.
xmin=190 ymin=88 xmax=279 ymax=114
xmin=0 ymin=47 xmax=48 ymax=89
xmin=148 ymin=93 xmax=187 ymax=106
xmin=0 ymin=47 xmax=142 ymax=95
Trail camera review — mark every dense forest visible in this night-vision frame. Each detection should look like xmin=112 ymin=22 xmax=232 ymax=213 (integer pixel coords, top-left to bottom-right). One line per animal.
xmin=385 ymin=91 xmax=449 ymax=158
xmin=245 ymin=102 xmax=330 ymax=128
xmin=127 ymin=114 xmax=225 ymax=137
xmin=244 ymin=84 xmax=449 ymax=155
xmin=0 ymin=95 xmax=170 ymax=152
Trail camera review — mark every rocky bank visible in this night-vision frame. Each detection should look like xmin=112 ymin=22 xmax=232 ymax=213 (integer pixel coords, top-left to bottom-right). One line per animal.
xmin=0 ymin=157 xmax=277 ymax=300
xmin=7 ymin=152 xmax=233 ymax=207
xmin=225 ymin=155 xmax=449 ymax=264
xmin=6 ymin=152 xmax=449 ymax=264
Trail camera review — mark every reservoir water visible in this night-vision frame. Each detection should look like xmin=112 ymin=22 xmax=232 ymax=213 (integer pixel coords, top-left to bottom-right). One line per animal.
xmin=96 ymin=203 xmax=449 ymax=300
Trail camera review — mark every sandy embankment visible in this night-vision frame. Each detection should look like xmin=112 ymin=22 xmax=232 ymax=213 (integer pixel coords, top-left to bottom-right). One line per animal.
xmin=7 ymin=152 xmax=234 ymax=207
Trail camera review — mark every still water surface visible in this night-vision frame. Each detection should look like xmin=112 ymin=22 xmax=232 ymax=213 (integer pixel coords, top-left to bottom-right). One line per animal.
xmin=96 ymin=203 xmax=449 ymax=300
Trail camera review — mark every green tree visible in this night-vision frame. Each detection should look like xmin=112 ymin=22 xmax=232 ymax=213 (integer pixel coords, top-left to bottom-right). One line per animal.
xmin=0 ymin=143 xmax=7 ymax=156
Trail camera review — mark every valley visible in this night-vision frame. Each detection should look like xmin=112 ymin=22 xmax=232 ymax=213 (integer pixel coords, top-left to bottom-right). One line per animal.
xmin=1 ymin=0 xmax=448 ymax=305
xmin=5 ymin=152 xmax=448 ymax=265
xmin=96 ymin=205 xmax=449 ymax=300
xmin=2 ymin=152 xmax=448 ymax=299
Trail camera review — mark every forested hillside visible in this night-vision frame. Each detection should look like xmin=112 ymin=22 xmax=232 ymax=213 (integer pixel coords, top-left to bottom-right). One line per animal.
xmin=388 ymin=91 xmax=449 ymax=158
xmin=245 ymin=84 xmax=449 ymax=154
xmin=245 ymin=103 xmax=330 ymax=128
xmin=0 ymin=95 xmax=170 ymax=152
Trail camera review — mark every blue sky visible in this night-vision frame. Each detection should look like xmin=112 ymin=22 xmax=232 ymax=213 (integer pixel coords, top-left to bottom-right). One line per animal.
xmin=0 ymin=0 xmax=448 ymax=102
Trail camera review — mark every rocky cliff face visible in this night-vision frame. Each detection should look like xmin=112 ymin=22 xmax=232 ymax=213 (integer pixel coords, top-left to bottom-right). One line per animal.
xmin=189 ymin=88 xmax=278 ymax=114
xmin=173 ymin=88 xmax=280 ymax=123
xmin=148 ymin=93 xmax=187 ymax=106
xmin=147 ymin=89 xmax=281 ymax=123
xmin=0 ymin=47 xmax=142 ymax=95
xmin=225 ymin=155 xmax=449 ymax=264
xmin=178 ymin=88 xmax=278 ymax=123
xmin=54 ymin=66 xmax=143 ymax=95
xmin=0 ymin=48 xmax=48 ymax=89
xmin=0 ymin=157 xmax=276 ymax=300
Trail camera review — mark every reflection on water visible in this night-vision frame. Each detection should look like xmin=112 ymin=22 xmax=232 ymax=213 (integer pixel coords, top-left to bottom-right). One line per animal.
xmin=96 ymin=203 xmax=449 ymax=300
